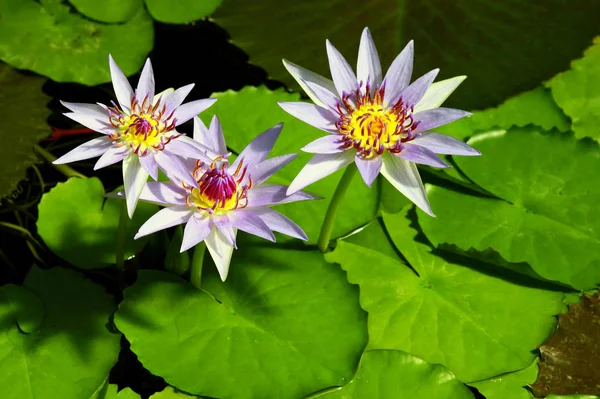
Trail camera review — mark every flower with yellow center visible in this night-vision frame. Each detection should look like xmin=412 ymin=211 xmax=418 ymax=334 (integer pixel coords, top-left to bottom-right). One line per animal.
xmin=278 ymin=27 xmax=481 ymax=216
xmin=53 ymin=55 xmax=217 ymax=217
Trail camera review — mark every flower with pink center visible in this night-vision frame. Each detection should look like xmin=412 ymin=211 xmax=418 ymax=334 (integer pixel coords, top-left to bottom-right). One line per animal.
xmin=278 ymin=27 xmax=481 ymax=216
xmin=53 ymin=55 xmax=217 ymax=217
xmin=117 ymin=116 xmax=315 ymax=281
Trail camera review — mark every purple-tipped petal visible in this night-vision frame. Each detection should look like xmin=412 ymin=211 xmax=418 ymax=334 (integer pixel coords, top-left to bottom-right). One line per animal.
xmin=63 ymin=112 xmax=115 ymax=134
xmin=304 ymin=81 xmax=340 ymax=113
xmin=139 ymin=182 xmax=187 ymax=206
xmin=123 ymin=154 xmax=150 ymax=218
xmin=136 ymin=58 xmax=155 ymax=102
xmin=249 ymin=154 xmax=297 ymax=186
xmin=282 ymin=59 xmax=337 ymax=108
xmin=380 ymin=152 xmax=433 ymax=216
xmin=247 ymin=185 xmax=318 ymax=207
xmin=94 ymin=146 xmax=129 ymax=170
xmin=181 ymin=214 xmax=213 ymax=252
xmin=382 ymin=40 xmax=414 ymax=108
xmin=355 ymin=155 xmax=382 ymax=187
xmin=287 ymin=151 xmax=354 ymax=195
xmin=173 ymin=98 xmax=217 ymax=126
xmin=398 ymin=143 xmax=450 ymax=168
xmin=154 ymin=151 xmax=196 ymax=188
xmin=278 ymin=102 xmax=338 ymax=133
xmin=302 ymin=135 xmax=346 ymax=154
xmin=134 ymin=205 xmax=193 ymax=239
xmin=163 ymin=84 xmax=194 ymax=113
xmin=53 ymin=136 xmax=112 ymax=164
xmin=231 ymin=123 xmax=283 ymax=171
xmin=397 ymin=69 xmax=439 ymax=108
xmin=229 ymin=210 xmax=275 ymax=242
xmin=164 ymin=136 xmax=215 ymax=161
xmin=414 ymin=76 xmax=467 ymax=113
xmin=252 ymin=207 xmax=308 ymax=241
xmin=205 ymin=228 xmax=235 ymax=281
xmin=139 ymin=154 xmax=159 ymax=180
xmin=213 ymin=214 xmax=237 ymax=249
xmin=357 ymin=27 xmax=382 ymax=92
xmin=206 ymin=115 xmax=227 ymax=155
xmin=413 ymin=108 xmax=472 ymax=134
xmin=326 ymin=40 xmax=359 ymax=98
xmin=108 ymin=55 xmax=133 ymax=111
xmin=61 ymin=101 xmax=108 ymax=121
xmin=411 ymin=132 xmax=481 ymax=156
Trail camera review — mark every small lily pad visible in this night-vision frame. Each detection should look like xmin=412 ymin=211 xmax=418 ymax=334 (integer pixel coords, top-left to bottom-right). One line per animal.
xmin=145 ymin=0 xmax=222 ymax=23
xmin=36 ymin=177 xmax=157 ymax=269
xmin=68 ymin=0 xmax=142 ymax=23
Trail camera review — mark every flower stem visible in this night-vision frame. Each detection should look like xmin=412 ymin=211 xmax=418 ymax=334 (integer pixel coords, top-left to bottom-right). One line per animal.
xmin=34 ymin=144 xmax=86 ymax=179
xmin=317 ymin=164 xmax=357 ymax=253
xmin=115 ymin=201 xmax=127 ymax=270
xmin=190 ymin=243 xmax=206 ymax=289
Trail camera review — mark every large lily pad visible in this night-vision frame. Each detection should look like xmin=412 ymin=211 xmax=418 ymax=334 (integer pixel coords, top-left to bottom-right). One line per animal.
xmin=68 ymin=0 xmax=142 ymax=23
xmin=0 ymin=0 xmax=153 ymax=85
xmin=419 ymin=128 xmax=600 ymax=290
xmin=145 ymin=0 xmax=222 ymax=23
xmin=36 ymin=177 xmax=157 ymax=269
xmin=0 ymin=64 xmax=50 ymax=199
xmin=326 ymin=207 xmax=563 ymax=382
xmin=201 ymin=86 xmax=379 ymax=244
xmin=115 ymin=247 xmax=367 ymax=399
xmin=213 ymin=0 xmax=600 ymax=110
xmin=313 ymin=350 xmax=473 ymax=399
xmin=470 ymin=360 xmax=538 ymax=399
xmin=0 ymin=267 xmax=120 ymax=399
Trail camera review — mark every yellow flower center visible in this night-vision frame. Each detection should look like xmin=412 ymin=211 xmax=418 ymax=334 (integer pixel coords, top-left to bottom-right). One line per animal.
xmin=185 ymin=158 xmax=252 ymax=215
xmin=336 ymin=86 xmax=418 ymax=159
xmin=108 ymin=95 xmax=178 ymax=155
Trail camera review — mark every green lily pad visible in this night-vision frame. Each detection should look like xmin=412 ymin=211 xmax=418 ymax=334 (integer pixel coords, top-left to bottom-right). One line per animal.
xmin=437 ymin=86 xmax=570 ymax=141
xmin=0 ymin=0 xmax=153 ymax=85
xmin=90 ymin=383 xmax=141 ymax=399
xmin=0 ymin=64 xmax=50 ymax=199
xmin=201 ymin=86 xmax=379 ymax=244
xmin=326 ymin=207 xmax=563 ymax=382
xmin=145 ymin=0 xmax=222 ymax=23
xmin=419 ymin=128 xmax=600 ymax=290
xmin=36 ymin=177 xmax=158 ymax=269
xmin=470 ymin=360 xmax=538 ymax=399
xmin=213 ymin=0 xmax=600 ymax=110
xmin=115 ymin=247 xmax=367 ymax=399
xmin=313 ymin=350 xmax=473 ymax=399
xmin=68 ymin=0 xmax=142 ymax=23
xmin=548 ymin=37 xmax=600 ymax=141
xmin=0 ymin=266 xmax=120 ymax=399
xmin=150 ymin=387 xmax=197 ymax=399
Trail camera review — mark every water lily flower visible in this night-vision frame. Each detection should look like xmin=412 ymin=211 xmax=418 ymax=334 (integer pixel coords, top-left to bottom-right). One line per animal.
xmin=53 ymin=55 xmax=217 ymax=217
xmin=278 ymin=27 xmax=480 ymax=216
xmin=124 ymin=116 xmax=315 ymax=281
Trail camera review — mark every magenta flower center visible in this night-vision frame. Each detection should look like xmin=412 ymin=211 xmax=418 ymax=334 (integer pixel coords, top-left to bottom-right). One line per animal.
xmin=335 ymin=83 xmax=419 ymax=159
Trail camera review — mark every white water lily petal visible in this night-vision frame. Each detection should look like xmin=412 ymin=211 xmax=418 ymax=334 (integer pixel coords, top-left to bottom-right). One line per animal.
xmin=205 ymin=228 xmax=236 ymax=281
xmin=252 ymin=207 xmax=308 ymax=241
xmin=355 ymin=155 xmax=382 ymax=187
xmin=192 ymin=116 xmax=210 ymax=144
xmin=123 ymin=154 xmax=150 ymax=218
xmin=414 ymin=76 xmax=467 ymax=113
xmin=282 ymin=59 xmax=337 ymax=108
xmin=181 ymin=214 xmax=213 ymax=253
xmin=397 ymin=68 xmax=439 ymax=108
xmin=163 ymin=84 xmax=194 ymax=113
xmin=381 ymin=152 xmax=433 ymax=216
xmin=138 ymin=154 xmax=159 ymax=180
xmin=53 ymin=136 xmax=112 ymax=164
xmin=247 ymin=185 xmax=318 ymax=207
xmin=108 ymin=55 xmax=133 ymax=111
xmin=139 ymin=182 xmax=188 ymax=206
xmin=206 ymin=115 xmax=228 ymax=155
xmin=232 ymin=123 xmax=283 ymax=172
xmin=136 ymin=58 xmax=155 ymax=102
xmin=164 ymin=136 xmax=213 ymax=161
xmin=412 ymin=132 xmax=481 ymax=156
xmin=229 ymin=210 xmax=275 ymax=242
xmin=399 ymin=143 xmax=450 ymax=168
xmin=63 ymin=112 xmax=115 ymax=134
xmin=287 ymin=151 xmax=355 ymax=195
xmin=134 ymin=205 xmax=193 ymax=239
xmin=304 ymin=81 xmax=341 ymax=113
xmin=213 ymin=215 xmax=237 ymax=248
xmin=326 ymin=39 xmax=359 ymax=98
xmin=278 ymin=102 xmax=337 ymax=133
xmin=155 ymin=151 xmax=197 ymax=188
xmin=94 ymin=146 xmax=129 ymax=170
xmin=413 ymin=108 xmax=472 ymax=134
xmin=383 ymin=40 xmax=414 ymax=108
xmin=301 ymin=135 xmax=345 ymax=154
xmin=250 ymin=154 xmax=297 ymax=186
xmin=60 ymin=101 xmax=108 ymax=121
xmin=153 ymin=88 xmax=174 ymax=106
xmin=173 ymin=98 xmax=217 ymax=126
xmin=357 ymin=27 xmax=382 ymax=92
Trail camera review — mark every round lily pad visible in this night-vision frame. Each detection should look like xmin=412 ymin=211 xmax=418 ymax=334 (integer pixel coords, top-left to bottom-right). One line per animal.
xmin=68 ymin=0 xmax=142 ymax=23
xmin=145 ymin=0 xmax=222 ymax=23
xmin=37 ymin=177 xmax=157 ymax=269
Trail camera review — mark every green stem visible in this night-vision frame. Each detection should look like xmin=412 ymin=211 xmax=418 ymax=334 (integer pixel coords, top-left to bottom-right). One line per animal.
xmin=34 ymin=144 xmax=86 ymax=179
xmin=317 ymin=164 xmax=357 ymax=253
xmin=190 ymin=243 xmax=206 ymax=288
xmin=115 ymin=201 xmax=127 ymax=270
